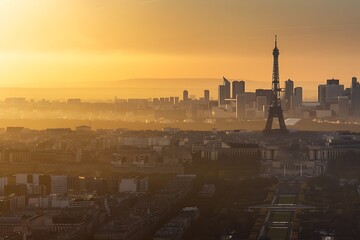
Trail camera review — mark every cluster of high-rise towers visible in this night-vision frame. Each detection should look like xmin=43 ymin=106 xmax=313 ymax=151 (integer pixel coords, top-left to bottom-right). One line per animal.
xmin=216 ymin=77 xmax=303 ymax=118
xmin=181 ymin=36 xmax=360 ymax=131
xmin=317 ymin=77 xmax=360 ymax=118
xmin=218 ymin=36 xmax=298 ymax=133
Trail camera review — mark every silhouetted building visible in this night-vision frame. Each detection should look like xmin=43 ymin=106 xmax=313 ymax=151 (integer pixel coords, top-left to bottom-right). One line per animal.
xmin=174 ymin=97 xmax=180 ymax=104
xmin=204 ymin=90 xmax=210 ymax=101
xmin=318 ymin=78 xmax=344 ymax=107
xmin=351 ymin=77 xmax=360 ymax=117
xmin=318 ymin=84 xmax=326 ymax=107
xmin=4 ymin=184 xmax=27 ymax=196
xmin=337 ymin=96 xmax=350 ymax=119
xmin=183 ymin=90 xmax=189 ymax=102
xmin=232 ymin=81 xmax=245 ymax=99
xmin=245 ymin=92 xmax=256 ymax=107
xmin=218 ymin=77 xmax=231 ymax=106
xmin=51 ymin=176 xmax=68 ymax=194
xmin=6 ymin=127 xmax=27 ymax=134
xmin=236 ymin=94 xmax=246 ymax=119
xmin=67 ymin=99 xmax=81 ymax=104
xmin=256 ymin=89 xmax=272 ymax=106
xmin=284 ymin=79 xmax=294 ymax=111
xmin=4 ymin=98 xmax=26 ymax=105
xmin=293 ymin=87 xmax=303 ymax=112
xmin=75 ymin=125 xmax=91 ymax=132
xmin=256 ymin=96 xmax=267 ymax=112
xmin=39 ymin=175 xmax=52 ymax=194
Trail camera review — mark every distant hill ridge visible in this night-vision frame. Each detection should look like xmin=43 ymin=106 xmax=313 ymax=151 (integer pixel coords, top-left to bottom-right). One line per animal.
xmin=0 ymin=78 xmax=317 ymax=100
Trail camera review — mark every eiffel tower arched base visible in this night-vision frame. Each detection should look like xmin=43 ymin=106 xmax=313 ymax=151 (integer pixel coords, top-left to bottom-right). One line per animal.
xmin=263 ymin=106 xmax=289 ymax=135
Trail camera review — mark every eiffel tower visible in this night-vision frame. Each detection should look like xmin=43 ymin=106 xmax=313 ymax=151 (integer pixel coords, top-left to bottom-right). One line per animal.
xmin=263 ymin=36 xmax=288 ymax=135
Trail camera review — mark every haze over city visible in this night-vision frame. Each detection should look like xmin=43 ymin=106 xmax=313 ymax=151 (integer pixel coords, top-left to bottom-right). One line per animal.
xmin=1 ymin=0 xmax=360 ymax=100
xmin=1 ymin=1 xmax=360 ymax=240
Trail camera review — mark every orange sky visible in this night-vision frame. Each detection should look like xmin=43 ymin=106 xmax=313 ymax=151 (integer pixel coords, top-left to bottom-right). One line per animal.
xmin=1 ymin=0 xmax=360 ymax=100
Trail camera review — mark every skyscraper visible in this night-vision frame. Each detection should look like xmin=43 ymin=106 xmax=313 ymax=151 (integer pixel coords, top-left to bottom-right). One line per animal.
xmin=318 ymin=79 xmax=344 ymax=107
xmin=256 ymin=89 xmax=272 ymax=107
xmin=284 ymin=79 xmax=294 ymax=111
xmin=218 ymin=85 xmax=225 ymax=106
xmin=256 ymin=96 xmax=267 ymax=111
xmin=236 ymin=94 xmax=246 ymax=120
xmin=223 ymin=77 xmax=231 ymax=100
xmin=326 ymin=79 xmax=344 ymax=103
xmin=218 ymin=77 xmax=231 ymax=106
xmin=318 ymin=84 xmax=326 ymax=107
xmin=232 ymin=81 xmax=245 ymax=99
xmin=337 ymin=96 xmax=350 ymax=119
xmin=183 ymin=90 xmax=189 ymax=102
xmin=293 ymin=87 xmax=303 ymax=112
xmin=204 ymin=90 xmax=210 ymax=101
xmin=351 ymin=77 xmax=360 ymax=117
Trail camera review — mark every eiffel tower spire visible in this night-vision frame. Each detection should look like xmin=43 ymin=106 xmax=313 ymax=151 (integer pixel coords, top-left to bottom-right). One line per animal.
xmin=264 ymin=36 xmax=288 ymax=135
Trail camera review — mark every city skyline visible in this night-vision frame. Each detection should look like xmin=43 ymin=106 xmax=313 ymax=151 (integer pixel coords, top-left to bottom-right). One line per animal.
xmin=1 ymin=2 xmax=360 ymax=240
xmin=1 ymin=0 xmax=360 ymax=101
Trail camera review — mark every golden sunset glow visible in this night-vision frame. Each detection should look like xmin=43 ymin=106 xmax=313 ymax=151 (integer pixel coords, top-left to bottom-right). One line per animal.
xmin=1 ymin=0 xmax=360 ymax=100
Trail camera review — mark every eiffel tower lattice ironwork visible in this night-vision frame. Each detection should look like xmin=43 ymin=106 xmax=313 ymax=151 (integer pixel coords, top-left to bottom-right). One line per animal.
xmin=263 ymin=36 xmax=288 ymax=135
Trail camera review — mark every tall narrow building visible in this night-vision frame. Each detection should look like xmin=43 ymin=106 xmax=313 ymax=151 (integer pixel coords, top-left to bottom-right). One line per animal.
xmin=351 ymin=77 xmax=360 ymax=117
xmin=264 ymin=36 xmax=288 ymax=134
xmin=183 ymin=90 xmax=189 ymax=102
xmin=236 ymin=94 xmax=246 ymax=119
xmin=204 ymin=90 xmax=210 ymax=101
xmin=293 ymin=87 xmax=303 ymax=112
xmin=218 ymin=77 xmax=231 ymax=106
xmin=284 ymin=79 xmax=294 ymax=111
xmin=223 ymin=77 xmax=231 ymax=100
